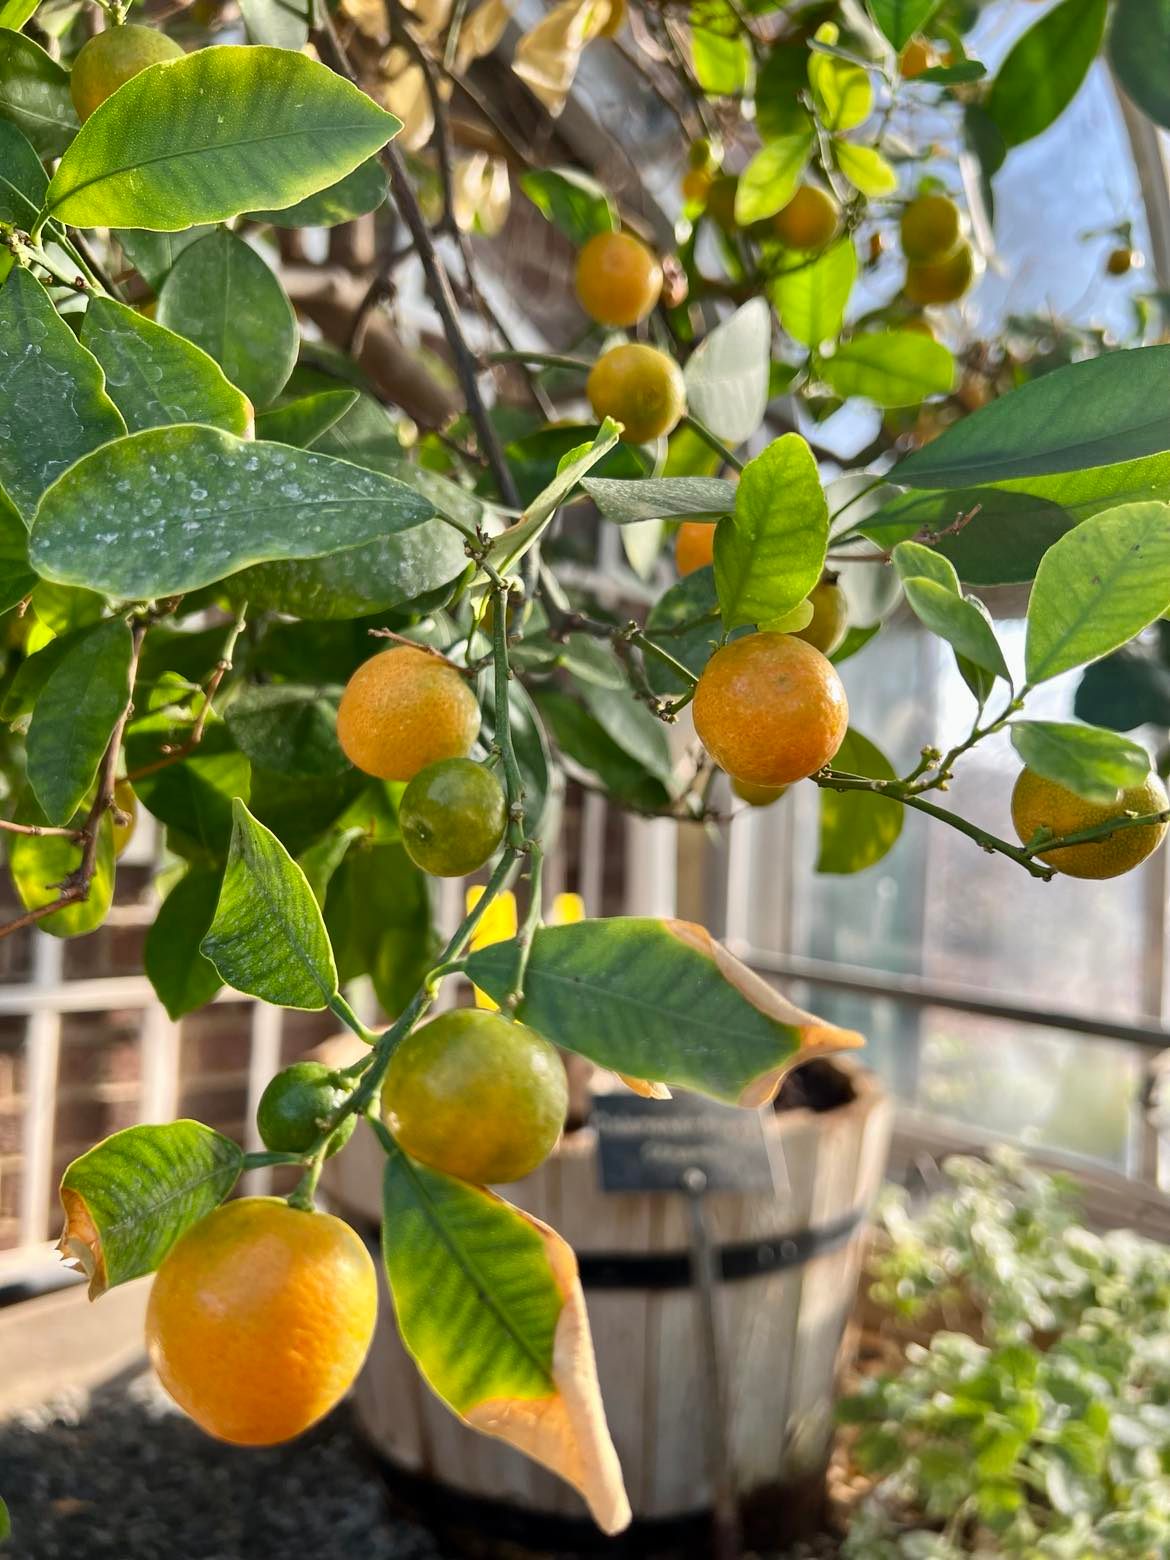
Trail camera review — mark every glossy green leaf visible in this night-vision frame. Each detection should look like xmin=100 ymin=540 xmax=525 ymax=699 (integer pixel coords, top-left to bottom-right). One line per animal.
xmin=249 ymin=155 xmax=388 ymax=227
xmin=822 ymin=330 xmax=956 ymax=407
xmin=0 ymin=495 xmax=34 ymax=612
xmin=7 ymin=801 xmax=115 ymax=937
xmin=0 ymin=29 xmax=76 ymax=157
xmin=201 ymin=799 xmax=338 ymax=1009
xmin=891 ymin=346 xmax=1170 ymax=489
xmin=114 ymin=226 xmax=211 ymax=290
xmin=773 ymin=238 xmax=857 ymax=348
xmin=691 ymin=0 xmax=751 ymax=94
xmin=986 ymin=0 xmax=1107 ymax=147
xmin=381 ymin=1143 xmax=630 ymax=1533
xmin=715 ymin=433 xmax=828 ymax=629
xmin=144 ymin=867 xmax=225 ymax=1019
xmin=239 ymin=0 xmax=308 ymax=50
xmin=0 ymin=117 xmax=47 ymax=232
xmin=466 ymin=917 xmax=863 ymax=1105
xmin=1024 ymin=502 xmax=1170 ymax=684
xmin=157 ymin=230 xmax=296 ymax=408
xmin=0 ymin=269 xmax=124 ymax=523
xmin=58 ymin=1121 xmax=242 ymax=1296
xmin=43 ymin=45 xmax=400 ymax=230
xmin=255 ymin=390 xmax=358 ymax=447
xmin=902 ymin=577 xmax=1010 ymax=679
xmin=1075 ymin=637 xmax=1170 ymax=732
xmin=644 ymin=567 xmax=726 ymax=696
xmin=312 ymin=389 xmax=404 ymax=465
xmin=584 ymin=475 xmax=735 ymax=524
xmin=809 ymin=49 xmax=873 ymax=130
xmin=733 ymin=127 xmax=814 ymax=224
xmin=485 ymin=421 xmax=620 ymax=575
xmin=520 ymin=166 xmax=616 ymax=244
xmin=26 ymin=617 xmax=133 ymax=824
xmin=81 ymin=296 xmax=253 ymax=437
xmin=536 ymin=688 xmax=671 ymax=813
xmin=29 ymin=424 xmax=435 ymax=599
xmin=892 ymin=539 xmax=960 ymax=592
xmin=0 ymin=0 xmax=38 ymax=27
xmin=683 ymin=298 xmax=772 ymax=445
xmin=126 ymin=714 xmax=250 ymax=857
xmin=868 ymin=0 xmax=942 ymax=52
xmin=568 ymin=640 xmax=674 ymax=784
xmin=834 ymin=140 xmax=898 ymax=197
xmin=225 ymin=685 xmax=346 ymax=777
xmin=817 ymin=729 xmax=903 ymax=874
xmin=1009 ymin=720 xmax=1151 ymax=804
xmin=1109 ymin=0 xmax=1170 ymax=130
xmin=298 ymin=826 xmax=363 ymax=909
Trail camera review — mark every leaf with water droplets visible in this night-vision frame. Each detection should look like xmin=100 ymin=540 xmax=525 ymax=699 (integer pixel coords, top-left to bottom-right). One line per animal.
xmin=28 ymin=424 xmax=435 ymax=599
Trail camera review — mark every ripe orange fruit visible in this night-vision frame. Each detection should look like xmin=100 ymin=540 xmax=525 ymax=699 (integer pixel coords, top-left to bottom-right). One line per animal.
xmin=257 ymin=1061 xmax=357 ymax=1158
xmin=399 ymin=757 xmax=507 ymax=877
xmin=693 ymin=632 xmax=849 ymax=787
xmin=382 ymin=1008 xmax=568 ymax=1183
xmin=794 ymin=578 xmax=849 ymax=656
xmin=574 ymin=231 xmax=663 ymax=328
xmin=1010 ymin=769 xmax=1169 ymax=880
xmin=70 ymin=24 xmax=184 ymax=121
xmin=899 ymin=37 xmax=936 ymax=78
xmin=772 ymin=185 xmax=839 ymax=251
xmin=905 ymin=241 xmax=975 ymax=305
xmin=587 ymin=343 xmax=686 ymax=444
xmin=146 ymin=1199 xmax=376 ymax=1446
xmin=111 ymin=778 xmax=137 ymax=858
xmin=732 ymin=776 xmax=789 ymax=807
xmin=337 ymin=646 xmax=480 ymax=782
xmin=674 ymin=521 xmax=716 ymax=576
xmin=900 ymin=193 xmax=961 ymax=263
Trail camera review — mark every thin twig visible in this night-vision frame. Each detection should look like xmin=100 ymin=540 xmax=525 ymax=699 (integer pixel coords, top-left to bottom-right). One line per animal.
xmin=126 ymin=604 xmax=248 ymax=782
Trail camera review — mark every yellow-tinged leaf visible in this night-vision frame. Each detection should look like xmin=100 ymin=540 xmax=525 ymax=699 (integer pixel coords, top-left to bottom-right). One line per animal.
xmin=512 ymin=0 xmax=610 ymax=114
xmin=469 ymin=884 xmax=517 ymax=1008
xmin=835 ymin=140 xmax=898 ymax=197
xmin=464 ymin=1205 xmax=631 ymax=1533
xmin=663 ymin=919 xmax=864 ymax=1104
xmin=455 ymin=0 xmax=515 ymax=72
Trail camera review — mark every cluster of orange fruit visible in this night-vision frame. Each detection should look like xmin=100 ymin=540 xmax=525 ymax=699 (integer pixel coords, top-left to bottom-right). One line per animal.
xmin=899 ymin=192 xmax=975 ymax=306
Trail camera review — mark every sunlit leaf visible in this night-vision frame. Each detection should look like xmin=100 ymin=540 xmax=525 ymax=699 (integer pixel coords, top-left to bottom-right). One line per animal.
xmin=1009 ymin=720 xmax=1151 ymax=804
xmin=27 ymin=617 xmax=133 ymax=824
xmin=714 ymin=433 xmax=828 ymax=629
xmin=817 ymin=728 xmax=903 ymax=874
xmin=683 ymin=298 xmax=772 ymax=445
xmin=772 ymin=239 xmax=857 ymax=349
xmin=733 ymin=127 xmax=814 ymax=224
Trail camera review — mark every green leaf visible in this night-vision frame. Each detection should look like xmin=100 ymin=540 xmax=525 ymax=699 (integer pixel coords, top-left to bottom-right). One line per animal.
xmin=892 ymin=539 xmax=960 ymax=592
xmin=868 ymin=0 xmax=942 ymax=52
xmin=0 ymin=0 xmax=38 ymax=27
xmin=43 ymin=44 xmax=400 ymax=230
xmin=225 ymin=685 xmax=347 ymax=777
xmin=298 ymin=826 xmax=363 ymax=908
xmin=201 ymin=799 xmax=338 ymax=1009
xmin=683 ymin=297 xmax=772 ymax=445
xmin=0 ymin=29 xmax=77 ymax=157
xmin=1024 ymin=502 xmax=1170 ymax=684
xmin=26 ymin=617 xmax=133 ymax=824
xmin=566 ymin=639 xmax=674 ymax=784
xmin=902 ymin=576 xmax=1010 ymax=679
xmin=381 ymin=1143 xmax=629 ymax=1532
xmin=29 ymin=424 xmax=435 ymax=598
xmin=808 ymin=48 xmax=873 ymax=131
xmin=125 ymin=714 xmax=250 ymax=857
xmin=714 ymin=433 xmax=828 ymax=629
xmin=157 ymin=230 xmax=296 ymax=408
xmin=891 ymin=346 xmax=1170 ymax=489
xmin=0 ymin=117 xmax=47 ymax=231
xmin=6 ymin=799 xmax=115 ymax=937
xmin=0 ymin=269 xmax=124 ymax=523
xmin=986 ymin=0 xmax=1107 ymax=147
xmin=485 ymin=420 xmax=620 ymax=575
xmin=691 ymin=0 xmax=752 ymax=94
xmin=822 ymin=330 xmax=956 ymax=407
xmin=0 ymin=494 xmax=34 ymax=612
xmin=466 ymin=917 xmax=863 ymax=1105
xmin=1010 ymin=720 xmax=1151 ymax=804
xmin=1109 ymin=0 xmax=1170 ymax=130
xmin=239 ymin=0 xmax=308 ymax=50
xmin=583 ymin=475 xmax=737 ymax=524
xmin=733 ymin=127 xmax=814 ymax=224
xmin=249 ymin=155 xmax=388 ymax=227
xmin=144 ymin=867 xmax=225 ymax=1019
xmin=643 ymin=568 xmax=726 ymax=696
xmin=0 ymin=1494 xmax=8 ymax=1541
xmin=58 ymin=1121 xmax=242 ymax=1296
xmin=817 ymin=728 xmax=903 ymax=874
xmin=1076 ymin=640 xmax=1170 ymax=731
xmin=520 ymin=167 xmax=616 ymax=245
xmin=773 ymin=238 xmax=857 ymax=348
xmin=833 ymin=140 xmax=898 ymax=197
xmin=80 ymin=296 xmax=253 ymax=437
xmin=255 ymin=389 xmax=359 ymax=447
xmin=114 ymin=226 xmax=212 ymax=290
xmin=234 ymin=514 xmax=467 ymax=619
xmin=536 ymin=688 xmax=670 ymax=812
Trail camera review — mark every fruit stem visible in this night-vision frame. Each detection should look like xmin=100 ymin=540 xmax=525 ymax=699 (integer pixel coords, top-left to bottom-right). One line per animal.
xmin=1025 ymin=806 xmax=1170 ymax=856
xmin=681 ymin=415 xmax=745 ymax=473
xmin=327 ymin=990 xmax=377 ymax=1044
xmin=482 ymin=349 xmax=592 ymax=375
xmin=505 ymin=841 xmax=544 ymax=1011
xmin=491 ymin=580 xmax=528 ymax=849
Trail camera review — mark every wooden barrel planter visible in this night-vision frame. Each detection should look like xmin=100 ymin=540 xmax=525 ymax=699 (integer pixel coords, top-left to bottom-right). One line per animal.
xmin=320 ymin=1054 xmax=892 ymax=1556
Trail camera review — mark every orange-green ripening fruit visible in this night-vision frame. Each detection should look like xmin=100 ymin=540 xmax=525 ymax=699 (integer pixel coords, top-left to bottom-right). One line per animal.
xmin=899 ymin=37 xmax=936 ymax=78
xmin=587 ymin=343 xmax=686 ymax=443
xmin=905 ymin=241 xmax=975 ymax=305
xmin=899 ymin=193 xmax=961 ymax=264
xmin=693 ymin=632 xmax=849 ymax=787
xmin=772 ymin=185 xmax=839 ymax=251
xmin=71 ymin=25 xmax=184 ymax=121
xmin=1106 ymin=247 xmax=1140 ymax=276
xmin=675 ymin=521 xmax=715 ymax=576
xmin=794 ymin=578 xmax=849 ymax=656
xmin=146 ymin=1199 xmax=377 ymax=1446
xmin=574 ymin=231 xmax=663 ymax=327
xmin=1011 ymin=769 xmax=1169 ymax=880
xmin=336 ymin=646 xmax=480 ymax=781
